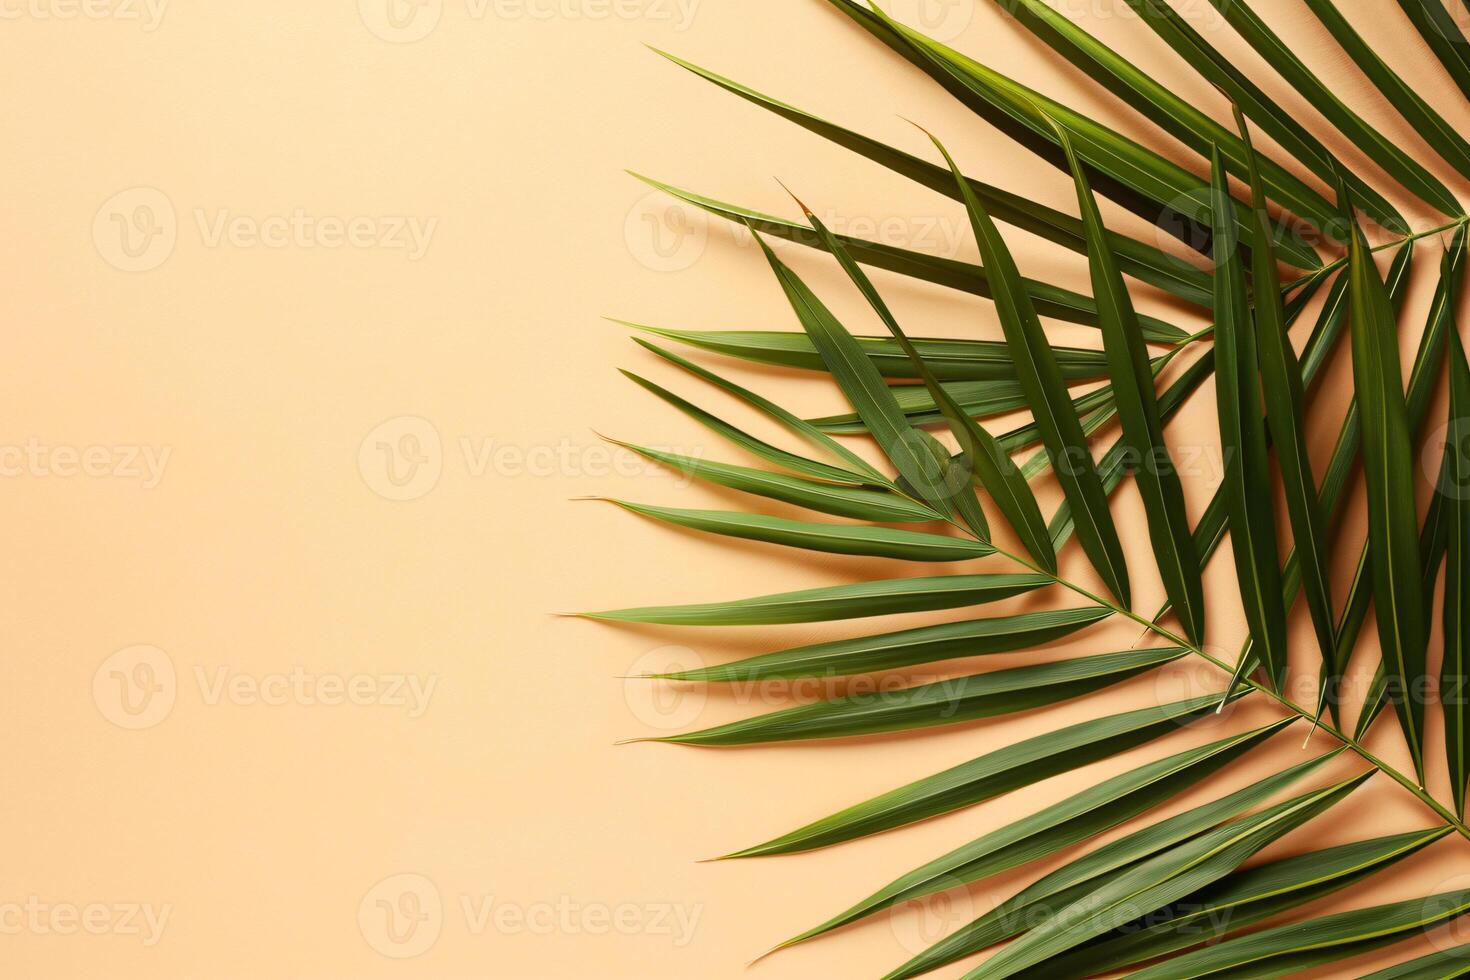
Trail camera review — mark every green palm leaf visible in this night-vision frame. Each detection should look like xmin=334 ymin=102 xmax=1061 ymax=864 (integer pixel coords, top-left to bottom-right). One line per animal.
xmin=647 ymin=605 xmax=1111 ymax=682
xmin=778 ymin=720 xmax=1292 ymax=949
xmin=1446 ymin=323 xmax=1470 ymax=816
xmin=1345 ymin=188 xmax=1430 ymax=782
xmin=648 ymin=646 xmax=1182 ymax=746
xmin=726 ymin=695 xmax=1239 ymax=860
xmin=933 ymin=131 xmax=1130 ymax=604
xmin=583 ymin=572 xmax=1047 ymax=627
xmin=1210 ymin=145 xmax=1287 ymax=692
xmin=1121 ymin=0 xmax=1407 ymax=233
xmin=1052 ymin=112 xmax=1203 ymax=642
xmin=1205 ymin=0 xmax=1464 ymax=217
xmin=885 ymin=751 xmax=1341 ymax=980
xmin=1394 ymin=0 xmax=1470 ymax=103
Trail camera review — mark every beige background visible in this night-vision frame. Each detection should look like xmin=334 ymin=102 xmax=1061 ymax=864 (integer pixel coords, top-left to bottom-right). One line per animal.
xmin=2 ymin=0 xmax=1470 ymax=976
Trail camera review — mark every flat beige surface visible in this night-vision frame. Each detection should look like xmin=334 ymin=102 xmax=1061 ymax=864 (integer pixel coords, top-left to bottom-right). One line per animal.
xmin=3 ymin=0 xmax=1470 ymax=977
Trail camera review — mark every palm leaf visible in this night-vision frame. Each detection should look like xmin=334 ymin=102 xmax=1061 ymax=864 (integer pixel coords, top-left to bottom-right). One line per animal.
xmin=1345 ymin=187 xmax=1430 ymax=782
xmin=726 ymin=694 xmax=1240 ymax=860
xmin=933 ymin=131 xmax=1131 ymax=604
xmin=630 ymin=174 xmax=1195 ymax=335
xmin=778 ymin=720 xmax=1292 ymax=949
xmin=1394 ymin=0 xmax=1470 ymax=103
xmin=1121 ymin=0 xmax=1407 ymax=233
xmin=1446 ymin=323 xmax=1470 ymax=816
xmin=1210 ymin=145 xmax=1288 ymax=692
xmin=649 ymin=647 xmax=1182 ymax=746
xmin=583 ymin=572 xmax=1048 ymax=627
xmin=1205 ymin=0 xmax=1464 ymax=216
xmin=1051 ymin=111 xmax=1203 ymax=641
xmin=885 ymin=750 xmax=1342 ymax=980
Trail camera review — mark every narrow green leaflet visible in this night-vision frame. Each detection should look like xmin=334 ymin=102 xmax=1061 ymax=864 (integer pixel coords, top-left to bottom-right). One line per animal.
xmin=647 ymin=606 xmax=1111 ymax=682
xmin=1037 ymin=826 xmax=1450 ymax=977
xmin=829 ymin=0 xmax=1324 ymax=269
xmin=1211 ymin=146 xmax=1288 ymax=692
xmin=1236 ymin=109 xmax=1335 ymax=668
xmin=1395 ymin=0 xmax=1470 ymax=103
xmin=1302 ymin=0 xmax=1470 ymax=182
xmin=778 ymin=721 xmax=1291 ymax=949
xmin=968 ymin=772 xmax=1371 ymax=978
xmin=630 ymin=174 xmax=1193 ymax=337
xmin=1120 ymin=0 xmax=1407 ymax=233
xmin=811 ymin=377 xmax=1114 ymax=435
xmin=648 ymin=647 xmax=1182 ymax=746
xmin=1123 ymin=887 xmax=1470 ymax=979
xmin=1205 ymin=0 xmax=1464 ymax=217
xmin=623 ymin=322 xmax=1110 ymax=381
xmin=884 ymin=751 xmax=1340 ymax=980
xmin=726 ymin=695 xmax=1234 ymax=859
xmin=1361 ymin=943 xmax=1470 ymax=980
xmin=1053 ymin=114 xmax=1202 ymax=641
xmin=649 ymin=50 xmax=1212 ymax=305
xmin=798 ymin=193 xmax=1057 ymax=569
xmin=1345 ymin=190 xmax=1429 ymax=782
xmin=603 ymin=500 xmax=994 ymax=561
xmin=751 ymin=227 xmax=966 ymax=520
xmin=1447 ymin=325 xmax=1470 ymax=816
xmin=995 ymin=0 xmax=1340 ymax=234
xmin=583 ymin=573 xmax=1048 ymax=626
xmin=606 ymin=441 xmax=942 ymax=524
xmin=620 ymin=368 xmax=879 ymax=487
xmin=631 ymin=337 xmax=890 ymax=483
xmin=934 ymin=132 xmax=1130 ymax=603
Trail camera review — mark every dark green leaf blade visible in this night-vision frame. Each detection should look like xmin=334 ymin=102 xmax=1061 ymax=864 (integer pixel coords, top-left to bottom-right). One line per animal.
xmin=1052 ymin=114 xmax=1202 ymax=641
xmin=933 ymin=131 xmax=1130 ymax=604
xmin=778 ymin=720 xmax=1292 ymax=949
xmin=629 ymin=173 xmax=1194 ymax=337
xmin=1038 ymin=826 xmax=1450 ymax=977
xmin=1121 ymin=0 xmax=1407 ymax=234
xmin=648 ymin=48 xmax=1212 ymax=305
xmin=1446 ymin=323 xmax=1470 ymax=815
xmin=1123 ymin=886 xmax=1470 ymax=979
xmin=603 ymin=500 xmax=994 ymax=561
xmin=652 ymin=605 xmax=1111 ymax=682
xmin=583 ymin=573 xmax=1048 ymax=627
xmin=1303 ymin=0 xmax=1470 ymax=182
xmin=1394 ymin=0 xmax=1470 ymax=103
xmin=1345 ymin=188 xmax=1430 ymax=783
xmin=796 ymin=192 xmax=1057 ymax=570
xmin=1236 ymin=108 xmax=1336 ymax=669
xmin=966 ymin=772 xmax=1371 ymax=978
xmin=726 ymin=695 xmax=1236 ymax=860
xmin=1206 ymin=0 xmax=1464 ymax=217
xmin=605 ymin=440 xmax=942 ymax=523
xmin=650 ymin=647 xmax=1182 ymax=746
xmin=1211 ymin=145 xmax=1288 ymax=692
xmin=884 ymin=750 xmax=1342 ymax=980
